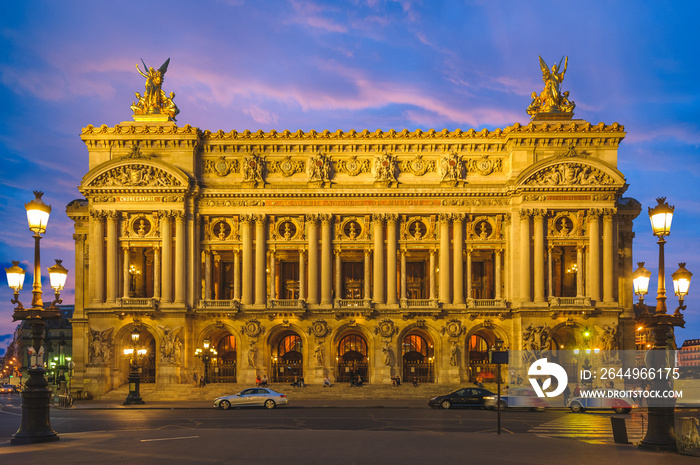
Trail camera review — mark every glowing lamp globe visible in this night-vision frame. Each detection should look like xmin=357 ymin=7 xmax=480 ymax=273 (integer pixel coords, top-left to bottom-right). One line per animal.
xmin=25 ymin=191 xmax=52 ymax=235
xmin=48 ymin=259 xmax=69 ymax=292
xmin=5 ymin=261 xmax=26 ymax=291
xmin=632 ymin=262 xmax=652 ymax=297
xmin=672 ymin=263 xmax=693 ymax=298
xmin=648 ymin=197 xmax=674 ymax=237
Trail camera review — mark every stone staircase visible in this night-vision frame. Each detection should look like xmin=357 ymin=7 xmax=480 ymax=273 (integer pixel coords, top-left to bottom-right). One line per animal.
xmin=98 ymin=381 xmax=492 ymax=402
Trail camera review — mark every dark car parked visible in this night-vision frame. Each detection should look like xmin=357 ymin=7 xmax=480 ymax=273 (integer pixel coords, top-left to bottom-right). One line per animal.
xmin=428 ymin=387 xmax=495 ymax=409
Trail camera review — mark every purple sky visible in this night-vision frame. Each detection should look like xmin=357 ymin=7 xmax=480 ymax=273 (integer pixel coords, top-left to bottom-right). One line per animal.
xmin=1 ymin=1 xmax=699 ymax=356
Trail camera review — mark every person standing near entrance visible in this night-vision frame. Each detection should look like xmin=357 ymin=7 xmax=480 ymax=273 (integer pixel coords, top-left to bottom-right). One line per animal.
xmin=563 ymin=383 xmax=571 ymax=407
xmin=193 ymin=372 xmax=198 ymax=387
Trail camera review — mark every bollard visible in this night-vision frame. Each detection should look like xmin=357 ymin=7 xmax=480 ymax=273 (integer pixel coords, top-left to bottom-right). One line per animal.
xmin=677 ymin=417 xmax=700 ymax=456
xmin=610 ymin=416 xmax=629 ymax=444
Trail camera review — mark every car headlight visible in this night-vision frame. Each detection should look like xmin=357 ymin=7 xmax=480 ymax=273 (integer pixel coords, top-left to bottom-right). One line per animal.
xmin=484 ymin=396 xmax=495 ymax=400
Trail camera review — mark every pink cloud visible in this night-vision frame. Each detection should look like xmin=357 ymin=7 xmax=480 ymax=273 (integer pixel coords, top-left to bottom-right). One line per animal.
xmin=242 ymin=105 xmax=280 ymax=125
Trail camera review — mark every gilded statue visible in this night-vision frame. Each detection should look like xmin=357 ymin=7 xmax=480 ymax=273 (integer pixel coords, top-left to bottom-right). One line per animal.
xmin=132 ymin=58 xmax=180 ymax=120
xmin=527 ymin=56 xmax=575 ymax=117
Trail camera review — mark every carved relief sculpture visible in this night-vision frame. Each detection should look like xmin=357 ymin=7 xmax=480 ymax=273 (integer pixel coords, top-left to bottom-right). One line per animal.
xmin=373 ymin=153 xmax=398 ymax=186
xmin=440 ymin=153 xmax=465 ymax=185
xmin=242 ymin=154 xmax=265 ymax=187
xmin=525 ymin=163 xmax=614 ymax=186
xmin=90 ymin=164 xmax=181 ymax=188
xmin=88 ymin=327 xmax=114 ymax=365
xmin=307 ymin=153 xmax=332 ymax=185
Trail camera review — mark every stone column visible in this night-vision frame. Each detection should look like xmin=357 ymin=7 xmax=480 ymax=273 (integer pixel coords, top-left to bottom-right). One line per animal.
xmin=153 ymin=246 xmax=161 ymax=299
xmin=233 ymin=249 xmax=240 ymax=301
xmin=453 ymin=214 xmax=465 ymax=305
xmin=429 ymin=249 xmax=436 ymax=301
xmin=299 ymin=249 xmax=306 ymax=301
xmin=174 ymin=212 xmax=186 ymax=304
xmin=161 ymin=212 xmax=173 ymax=303
xmin=466 ymin=248 xmax=472 ymax=301
xmin=400 ymin=249 xmax=407 ymax=305
xmin=334 ymin=249 xmax=341 ymax=303
xmin=495 ymin=249 xmax=502 ymax=300
xmin=105 ymin=212 xmax=118 ymax=303
xmin=603 ymin=210 xmax=614 ymax=303
xmin=588 ymin=210 xmax=601 ymax=301
xmin=576 ymin=245 xmax=584 ymax=298
xmin=73 ymin=234 xmax=86 ymax=316
xmin=307 ymin=216 xmax=319 ymax=304
xmin=255 ymin=214 xmax=267 ymax=306
xmin=90 ymin=211 xmax=105 ymax=304
xmin=373 ymin=214 xmax=385 ymax=304
xmin=122 ymin=244 xmax=130 ymax=298
xmin=364 ymin=249 xmax=371 ymax=301
xmin=439 ymin=214 xmax=451 ymax=304
xmin=519 ymin=210 xmax=531 ymax=303
xmin=269 ymin=250 xmax=276 ymax=301
xmin=204 ymin=249 xmax=212 ymax=300
xmin=321 ymin=215 xmax=333 ymax=305
xmin=241 ymin=215 xmax=253 ymax=304
xmin=386 ymin=214 xmax=398 ymax=305
xmin=533 ymin=211 xmax=545 ymax=303
xmin=547 ymin=245 xmax=553 ymax=299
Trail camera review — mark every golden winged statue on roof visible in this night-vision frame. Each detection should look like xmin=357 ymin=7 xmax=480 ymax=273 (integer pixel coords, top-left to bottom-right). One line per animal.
xmin=527 ymin=55 xmax=575 ymax=117
xmin=131 ymin=58 xmax=180 ymax=121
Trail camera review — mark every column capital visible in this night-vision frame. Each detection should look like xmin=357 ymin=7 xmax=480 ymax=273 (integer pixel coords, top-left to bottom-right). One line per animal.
xmin=453 ymin=213 xmax=465 ymax=223
xmin=518 ymin=209 xmax=533 ymax=220
xmin=438 ymin=213 xmax=452 ymax=223
xmin=73 ymin=233 xmax=87 ymax=242
xmin=305 ymin=213 xmax=319 ymax=224
xmin=334 ymin=248 xmax=342 ymax=257
xmin=239 ymin=214 xmax=255 ymax=224
xmin=533 ymin=209 xmax=547 ymax=220
xmin=106 ymin=210 xmax=119 ymax=221
xmin=364 ymin=248 xmax=372 ymax=256
xmin=255 ymin=213 xmax=268 ymax=223
xmin=319 ymin=214 xmax=333 ymax=224
xmin=587 ymin=208 xmax=602 ymax=220
xmin=372 ymin=213 xmax=385 ymax=224
xmin=90 ymin=209 xmax=106 ymax=220
xmin=602 ymin=208 xmax=617 ymax=219
xmin=386 ymin=213 xmax=399 ymax=224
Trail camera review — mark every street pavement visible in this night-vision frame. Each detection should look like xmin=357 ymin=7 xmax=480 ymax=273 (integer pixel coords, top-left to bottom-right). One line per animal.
xmin=1 ymin=394 xmax=697 ymax=464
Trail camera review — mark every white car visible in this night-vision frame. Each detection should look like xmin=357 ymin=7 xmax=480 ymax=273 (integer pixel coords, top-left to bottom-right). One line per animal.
xmin=484 ymin=387 xmax=550 ymax=410
xmin=214 ymin=387 xmax=288 ymax=410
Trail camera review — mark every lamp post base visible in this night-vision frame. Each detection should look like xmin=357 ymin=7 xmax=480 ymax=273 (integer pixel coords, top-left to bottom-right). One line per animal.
xmin=638 ymin=406 xmax=678 ymax=452
xmin=123 ymin=372 xmax=145 ymax=405
xmin=11 ymin=368 xmax=60 ymax=445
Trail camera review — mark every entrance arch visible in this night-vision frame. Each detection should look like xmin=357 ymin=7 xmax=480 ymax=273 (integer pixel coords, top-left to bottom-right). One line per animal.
xmin=214 ymin=334 xmax=237 ymax=382
xmin=337 ymin=334 xmax=368 ymax=383
xmin=271 ymin=331 xmax=303 ymax=383
xmin=401 ymin=332 xmax=434 ymax=383
xmin=467 ymin=329 xmax=498 ymax=383
xmin=118 ymin=327 xmax=156 ymax=385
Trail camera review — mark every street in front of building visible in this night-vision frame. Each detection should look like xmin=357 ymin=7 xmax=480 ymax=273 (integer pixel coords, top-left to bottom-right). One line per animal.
xmin=0 ymin=395 xmax=697 ymax=464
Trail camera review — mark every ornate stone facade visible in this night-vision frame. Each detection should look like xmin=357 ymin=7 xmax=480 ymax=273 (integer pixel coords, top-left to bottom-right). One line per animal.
xmin=68 ymin=85 xmax=641 ymax=396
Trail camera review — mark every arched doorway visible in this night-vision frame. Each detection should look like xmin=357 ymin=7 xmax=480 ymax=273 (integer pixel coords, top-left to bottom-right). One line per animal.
xmin=549 ymin=325 xmax=579 ymax=380
xmin=123 ymin=329 xmax=156 ymax=384
xmin=467 ymin=329 xmax=498 ymax=383
xmin=402 ymin=333 xmax=434 ymax=383
xmin=213 ymin=334 xmax=237 ymax=382
xmin=271 ymin=332 xmax=303 ymax=383
xmin=337 ymin=334 xmax=368 ymax=383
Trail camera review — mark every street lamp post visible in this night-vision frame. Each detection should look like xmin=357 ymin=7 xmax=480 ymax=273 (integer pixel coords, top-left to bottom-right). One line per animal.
xmin=123 ymin=328 xmax=147 ymax=405
xmin=634 ymin=197 xmax=691 ymax=452
xmin=4 ymin=191 xmax=68 ymax=445
xmin=195 ymin=339 xmax=217 ymax=384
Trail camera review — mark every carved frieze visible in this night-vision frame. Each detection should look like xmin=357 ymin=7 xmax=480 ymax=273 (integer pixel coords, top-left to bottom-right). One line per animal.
xmin=204 ymin=157 xmax=239 ymax=177
xmin=524 ymin=163 xmax=614 ymax=186
xmin=268 ymin=156 xmax=304 ymax=177
xmin=400 ymin=154 xmax=434 ymax=176
xmin=467 ymin=155 xmax=503 ymax=175
xmin=89 ymin=164 xmax=182 ymax=188
xmin=335 ymin=155 xmax=370 ymax=176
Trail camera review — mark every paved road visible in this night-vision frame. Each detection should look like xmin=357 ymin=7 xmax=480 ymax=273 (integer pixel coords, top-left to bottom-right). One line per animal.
xmin=2 ymin=395 xmax=698 ymax=464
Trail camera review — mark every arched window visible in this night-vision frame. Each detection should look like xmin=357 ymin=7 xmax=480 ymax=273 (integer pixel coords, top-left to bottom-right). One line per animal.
xmin=468 ymin=335 xmax=489 ymax=352
xmin=278 ymin=333 xmax=302 ymax=360
xmin=217 ymin=335 xmax=237 ymax=362
xmin=338 ymin=334 xmax=367 ymax=359
xmin=402 ymin=334 xmax=430 ymax=357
